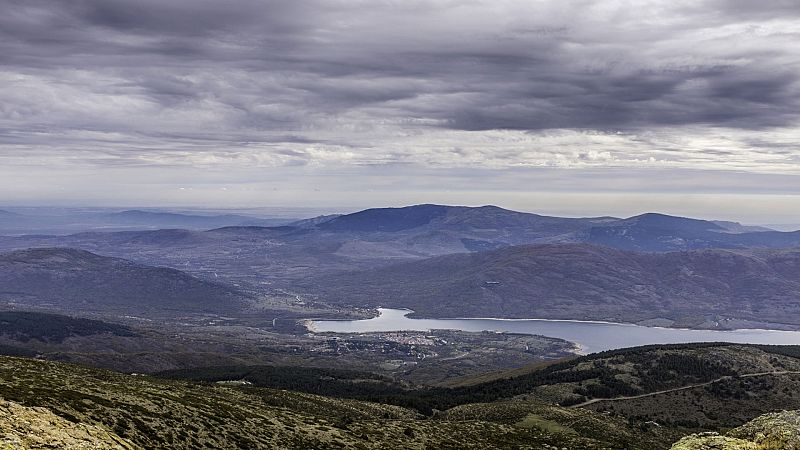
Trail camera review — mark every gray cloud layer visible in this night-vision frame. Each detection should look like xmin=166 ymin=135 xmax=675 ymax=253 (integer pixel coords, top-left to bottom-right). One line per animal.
xmin=4 ymin=0 xmax=799 ymax=128
xmin=0 ymin=0 xmax=799 ymax=216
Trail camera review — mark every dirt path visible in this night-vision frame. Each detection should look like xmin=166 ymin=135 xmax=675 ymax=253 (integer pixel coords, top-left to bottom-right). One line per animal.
xmin=570 ymin=370 xmax=800 ymax=408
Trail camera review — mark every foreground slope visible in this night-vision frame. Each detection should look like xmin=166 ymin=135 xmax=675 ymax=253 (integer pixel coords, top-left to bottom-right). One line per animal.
xmin=395 ymin=344 xmax=800 ymax=431
xmin=0 ymin=398 xmax=136 ymax=449
xmin=0 ymin=355 xmax=680 ymax=449
xmin=4 ymin=345 xmax=798 ymax=448
xmin=152 ymin=343 xmax=800 ymax=439
xmin=671 ymin=410 xmax=800 ymax=449
xmin=309 ymin=244 xmax=800 ymax=326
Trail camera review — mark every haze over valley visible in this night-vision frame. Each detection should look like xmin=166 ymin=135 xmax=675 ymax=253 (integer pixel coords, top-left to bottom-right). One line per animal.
xmin=2 ymin=204 xmax=800 ymax=448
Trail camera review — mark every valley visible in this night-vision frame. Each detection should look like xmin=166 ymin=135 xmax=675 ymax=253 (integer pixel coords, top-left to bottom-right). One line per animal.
xmin=6 ymin=1 xmax=799 ymax=446
xmin=3 ymin=205 xmax=800 ymax=329
xmin=2 ymin=204 xmax=800 ymax=449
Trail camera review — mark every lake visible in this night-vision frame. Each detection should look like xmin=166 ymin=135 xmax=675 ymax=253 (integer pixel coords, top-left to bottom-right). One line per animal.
xmin=310 ymin=308 xmax=800 ymax=354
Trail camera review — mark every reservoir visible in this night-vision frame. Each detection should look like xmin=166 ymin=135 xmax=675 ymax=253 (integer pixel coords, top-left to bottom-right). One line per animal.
xmin=310 ymin=308 xmax=800 ymax=354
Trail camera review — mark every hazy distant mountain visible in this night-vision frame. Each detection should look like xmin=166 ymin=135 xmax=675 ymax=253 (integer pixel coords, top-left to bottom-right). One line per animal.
xmin=711 ymin=220 xmax=774 ymax=233
xmin=309 ymin=244 xmax=800 ymax=326
xmin=288 ymin=214 xmax=343 ymax=228
xmin=0 ymin=248 xmax=249 ymax=316
xmin=765 ymin=223 xmax=800 ymax=232
xmin=0 ymin=209 xmax=297 ymax=235
xmin=586 ymin=213 xmax=800 ymax=251
xmin=2 ymin=205 xmax=800 ymax=290
xmin=312 ymin=204 xmax=616 ymax=254
xmin=313 ymin=206 xmax=800 ymax=254
xmin=319 ymin=204 xmax=612 ymax=233
xmin=0 ymin=210 xmax=25 ymax=224
xmin=105 ymin=210 xmax=292 ymax=229
xmin=319 ymin=204 xmax=454 ymax=232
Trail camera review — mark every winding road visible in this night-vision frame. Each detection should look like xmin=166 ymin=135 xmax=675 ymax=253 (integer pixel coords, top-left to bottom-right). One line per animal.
xmin=570 ymin=370 xmax=800 ymax=408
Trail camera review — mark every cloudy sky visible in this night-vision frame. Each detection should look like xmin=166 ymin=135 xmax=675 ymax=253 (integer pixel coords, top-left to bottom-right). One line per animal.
xmin=1 ymin=0 xmax=799 ymax=223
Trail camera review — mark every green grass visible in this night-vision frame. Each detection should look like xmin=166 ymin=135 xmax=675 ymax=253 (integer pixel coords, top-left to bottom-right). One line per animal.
xmin=515 ymin=414 xmax=577 ymax=434
xmin=0 ymin=354 xmax=696 ymax=449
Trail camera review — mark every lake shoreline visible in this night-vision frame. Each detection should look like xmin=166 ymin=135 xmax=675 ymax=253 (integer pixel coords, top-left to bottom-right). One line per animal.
xmin=308 ymin=308 xmax=800 ymax=354
xmin=309 ymin=307 xmax=800 ymax=333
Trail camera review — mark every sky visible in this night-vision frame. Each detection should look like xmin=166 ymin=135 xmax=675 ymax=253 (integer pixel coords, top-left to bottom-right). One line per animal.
xmin=1 ymin=0 xmax=799 ymax=224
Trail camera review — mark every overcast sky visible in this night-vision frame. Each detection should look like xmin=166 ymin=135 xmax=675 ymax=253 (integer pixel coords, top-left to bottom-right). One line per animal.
xmin=1 ymin=0 xmax=799 ymax=223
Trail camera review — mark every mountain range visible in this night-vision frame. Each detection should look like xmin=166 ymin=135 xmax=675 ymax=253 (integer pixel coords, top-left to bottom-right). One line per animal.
xmin=2 ymin=204 xmax=800 ymax=448
xmin=307 ymin=243 xmax=800 ymax=327
xmin=103 ymin=210 xmax=292 ymax=229
xmin=2 ymin=204 xmax=800 ymax=327
xmin=270 ymin=204 xmax=800 ymax=254
xmin=0 ymin=208 xmax=295 ymax=235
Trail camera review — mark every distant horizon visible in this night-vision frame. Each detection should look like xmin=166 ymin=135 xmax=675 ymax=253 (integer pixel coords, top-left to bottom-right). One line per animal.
xmin=1 ymin=1 xmax=798 ymax=228
xmin=2 ymin=202 xmax=798 ymax=230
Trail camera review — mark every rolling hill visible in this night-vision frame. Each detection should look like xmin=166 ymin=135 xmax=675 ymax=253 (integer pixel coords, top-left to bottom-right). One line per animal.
xmin=2 ymin=205 xmax=798 ymax=255
xmin=307 ymin=244 xmax=800 ymax=326
xmin=317 ymin=204 xmax=613 ymax=249
xmin=345 ymin=343 xmax=800 ymax=428
xmin=1 ymin=343 xmax=793 ymax=448
xmin=586 ymin=213 xmax=800 ymax=251
xmin=0 ymin=354 xmax=684 ymax=449
xmin=105 ymin=210 xmax=292 ymax=229
xmin=1 ymin=205 xmax=799 ymax=292
xmin=0 ymin=208 xmax=295 ymax=235
xmin=0 ymin=248 xmax=250 ymax=316
xmin=0 ymin=311 xmax=136 ymax=343
xmin=300 ymin=205 xmax=800 ymax=253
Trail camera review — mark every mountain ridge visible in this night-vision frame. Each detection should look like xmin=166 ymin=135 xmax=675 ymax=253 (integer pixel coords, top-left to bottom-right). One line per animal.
xmin=307 ymin=243 xmax=800 ymax=326
xmin=0 ymin=247 xmax=250 ymax=316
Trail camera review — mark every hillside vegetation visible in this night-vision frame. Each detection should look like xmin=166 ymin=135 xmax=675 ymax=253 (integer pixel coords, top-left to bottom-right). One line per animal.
xmin=308 ymin=244 xmax=800 ymax=326
xmin=0 ymin=248 xmax=249 ymax=316
xmin=2 ymin=344 xmax=800 ymax=448
xmin=151 ymin=344 xmax=800 ymax=433
xmin=312 ymin=344 xmax=800 ymax=422
xmin=0 ymin=355 xmax=681 ymax=449
xmin=0 ymin=311 xmax=136 ymax=343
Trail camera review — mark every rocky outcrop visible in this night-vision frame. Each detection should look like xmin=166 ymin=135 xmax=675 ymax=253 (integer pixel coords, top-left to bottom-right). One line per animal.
xmin=671 ymin=433 xmax=757 ymax=450
xmin=0 ymin=398 xmax=137 ymax=450
xmin=729 ymin=410 xmax=800 ymax=449
xmin=671 ymin=410 xmax=800 ymax=450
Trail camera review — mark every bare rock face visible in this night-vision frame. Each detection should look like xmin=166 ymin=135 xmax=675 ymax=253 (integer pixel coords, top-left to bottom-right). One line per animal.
xmin=670 ymin=433 xmax=757 ymax=450
xmin=671 ymin=410 xmax=800 ymax=450
xmin=0 ymin=398 xmax=137 ymax=450
xmin=729 ymin=410 xmax=800 ymax=449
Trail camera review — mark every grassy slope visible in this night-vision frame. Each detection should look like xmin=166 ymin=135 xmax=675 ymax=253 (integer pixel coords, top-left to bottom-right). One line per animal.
xmin=305 ymin=344 xmax=800 ymax=425
xmin=0 ymin=355 xmax=678 ymax=449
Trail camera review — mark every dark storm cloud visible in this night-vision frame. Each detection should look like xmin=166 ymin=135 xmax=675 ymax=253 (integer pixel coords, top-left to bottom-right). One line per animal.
xmin=2 ymin=0 xmax=799 ymax=135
